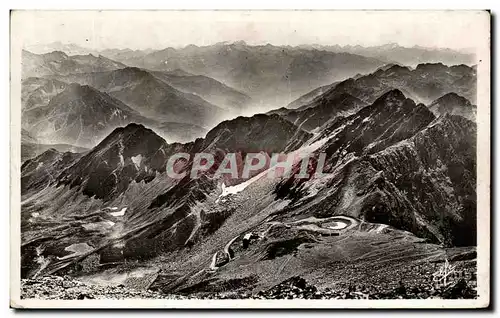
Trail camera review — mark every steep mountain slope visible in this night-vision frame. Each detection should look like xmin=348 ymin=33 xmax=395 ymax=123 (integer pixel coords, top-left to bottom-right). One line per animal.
xmin=198 ymin=114 xmax=311 ymax=154
xmin=22 ymin=50 xmax=126 ymax=79
xmin=19 ymin=92 xmax=476 ymax=298
xmin=116 ymin=42 xmax=385 ymax=105
xmin=46 ymin=114 xmax=311 ymax=203
xmin=22 ymin=71 xmax=227 ymax=148
xmin=275 ymin=90 xmax=476 ymax=247
xmin=151 ymin=70 xmax=252 ymax=112
xmin=21 ymin=77 xmax=68 ymax=110
xmin=21 ymin=142 xmax=88 ymax=163
xmin=278 ymin=93 xmax=367 ymax=131
xmin=21 ymin=148 xmax=83 ymax=195
xmin=428 ymin=93 xmax=476 ymax=121
xmin=286 ymin=82 xmax=338 ymax=109
xmin=50 ymin=67 xmax=228 ymax=127
xmin=20 ymin=113 xmax=312 ymax=277
xmin=22 ymin=83 xmax=157 ymax=147
xmin=54 ymin=123 xmax=173 ymax=200
xmin=289 ymin=63 xmax=477 ymax=110
xmin=154 ymin=94 xmax=476 ymax=294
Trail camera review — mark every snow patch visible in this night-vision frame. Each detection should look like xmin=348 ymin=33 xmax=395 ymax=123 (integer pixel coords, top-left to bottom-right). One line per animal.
xmin=118 ymin=140 xmax=125 ymax=166
xmin=82 ymin=221 xmax=115 ymax=231
xmin=57 ymin=243 xmax=94 ymax=260
xmin=111 ymin=109 xmax=122 ymax=117
xmin=110 ymin=207 xmax=127 ymax=217
xmin=131 ymin=154 xmax=143 ymax=168
xmin=209 ymin=253 xmax=218 ymax=270
xmin=376 ymin=224 xmax=389 ymax=233
xmin=220 ymin=180 xmax=252 ymax=197
xmin=113 ymin=241 xmax=125 ymax=249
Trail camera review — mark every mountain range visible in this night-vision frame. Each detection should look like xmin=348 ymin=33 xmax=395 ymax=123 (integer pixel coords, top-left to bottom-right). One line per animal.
xmin=19 ymin=41 xmax=479 ymax=299
xmin=288 ymin=63 xmax=477 ymax=109
xmin=24 ymin=41 xmax=475 ymax=104
xmin=428 ymin=92 xmax=477 ymax=121
xmin=47 ymin=66 xmax=250 ymax=117
xmin=102 ymin=41 xmax=386 ymax=105
xmin=150 ymin=70 xmax=252 ymax=111
xmin=304 ymin=43 xmax=475 ymax=66
xmin=266 ymin=63 xmax=477 ymax=139
xmin=21 ymin=88 xmax=477 ymax=296
xmin=47 ymin=67 xmax=229 ymax=126
xmin=22 ymin=83 xmax=156 ymax=147
xmin=22 ymin=50 xmax=126 ymax=79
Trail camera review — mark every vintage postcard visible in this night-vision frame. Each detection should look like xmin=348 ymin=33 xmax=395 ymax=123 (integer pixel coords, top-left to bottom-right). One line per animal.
xmin=10 ymin=10 xmax=490 ymax=308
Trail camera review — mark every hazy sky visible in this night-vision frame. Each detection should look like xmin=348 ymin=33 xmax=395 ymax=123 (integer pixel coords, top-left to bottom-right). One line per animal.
xmin=13 ymin=10 xmax=488 ymax=51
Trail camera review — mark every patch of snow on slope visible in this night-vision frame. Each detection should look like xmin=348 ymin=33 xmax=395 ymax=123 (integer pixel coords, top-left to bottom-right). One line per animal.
xmin=376 ymin=224 xmax=389 ymax=233
xmin=131 ymin=154 xmax=143 ymax=169
xmin=82 ymin=221 xmax=115 ymax=231
xmin=58 ymin=243 xmax=94 ymax=260
xmin=110 ymin=207 xmax=127 ymax=217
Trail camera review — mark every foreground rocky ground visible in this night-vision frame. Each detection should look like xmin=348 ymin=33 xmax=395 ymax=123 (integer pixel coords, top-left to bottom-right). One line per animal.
xmin=254 ymin=276 xmax=477 ymax=300
xmin=22 ymin=272 xmax=477 ymax=300
xmin=21 ymin=276 xmax=183 ymax=300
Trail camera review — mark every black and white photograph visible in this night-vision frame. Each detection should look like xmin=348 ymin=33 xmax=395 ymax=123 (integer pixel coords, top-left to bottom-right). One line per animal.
xmin=9 ymin=10 xmax=490 ymax=308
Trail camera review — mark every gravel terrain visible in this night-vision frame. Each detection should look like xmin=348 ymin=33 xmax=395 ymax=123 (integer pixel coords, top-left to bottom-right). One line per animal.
xmin=22 ymin=271 xmax=477 ymax=300
xmin=21 ymin=276 xmax=182 ymax=300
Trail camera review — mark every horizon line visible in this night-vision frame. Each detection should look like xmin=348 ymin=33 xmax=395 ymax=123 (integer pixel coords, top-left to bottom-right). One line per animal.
xmin=23 ymin=40 xmax=475 ymax=55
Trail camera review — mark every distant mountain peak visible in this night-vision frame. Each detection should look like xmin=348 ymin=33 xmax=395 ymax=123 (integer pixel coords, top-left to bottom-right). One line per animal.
xmin=232 ymin=40 xmax=248 ymax=46
xmin=376 ymin=89 xmax=406 ymax=103
xmin=116 ymin=122 xmax=158 ymax=136
xmin=115 ymin=66 xmax=149 ymax=76
xmin=415 ymin=62 xmax=447 ymax=70
xmin=428 ymin=92 xmax=475 ymax=121
xmin=22 ymin=49 xmax=126 ymax=78
xmin=42 ymin=50 xmax=69 ymax=60
xmin=99 ymin=122 xmax=166 ymax=148
xmin=201 ymin=113 xmax=311 ymax=154
xmin=379 ymin=42 xmax=401 ymax=49
xmin=381 ymin=64 xmax=411 ymax=73
xmin=432 ymin=92 xmax=471 ymax=105
xmin=56 ymin=122 xmax=169 ymax=200
xmin=64 ymin=82 xmax=100 ymax=96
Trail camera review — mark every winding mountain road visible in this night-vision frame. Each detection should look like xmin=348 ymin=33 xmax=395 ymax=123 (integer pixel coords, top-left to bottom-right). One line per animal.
xmin=208 ymin=215 xmax=358 ymax=270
